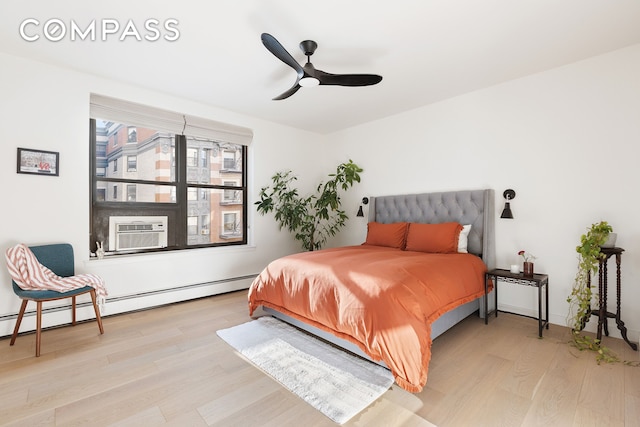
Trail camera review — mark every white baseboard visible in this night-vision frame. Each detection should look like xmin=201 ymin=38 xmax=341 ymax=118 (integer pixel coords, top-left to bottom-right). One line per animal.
xmin=0 ymin=276 xmax=254 ymax=338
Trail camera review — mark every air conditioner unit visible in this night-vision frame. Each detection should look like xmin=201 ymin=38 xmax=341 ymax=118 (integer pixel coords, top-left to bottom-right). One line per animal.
xmin=108 ymin=216 xmax=168 ymax=252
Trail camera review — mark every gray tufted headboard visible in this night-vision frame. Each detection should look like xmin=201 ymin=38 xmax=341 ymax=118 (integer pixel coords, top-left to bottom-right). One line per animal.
xmin=369 ymin=189 xmax=495 ymax=269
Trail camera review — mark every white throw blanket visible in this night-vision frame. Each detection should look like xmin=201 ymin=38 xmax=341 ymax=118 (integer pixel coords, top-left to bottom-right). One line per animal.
xmin=5 ymin=243 xmax=107 ymax=312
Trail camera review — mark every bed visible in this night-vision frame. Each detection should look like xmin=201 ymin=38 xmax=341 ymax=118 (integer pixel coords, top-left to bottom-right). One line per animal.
xmin=248 ymin=189 xmax=496 ymax=392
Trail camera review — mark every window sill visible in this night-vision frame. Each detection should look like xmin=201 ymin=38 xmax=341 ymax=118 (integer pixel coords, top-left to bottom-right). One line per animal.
xmin=84 ymin=244 xmax=256 ymax=266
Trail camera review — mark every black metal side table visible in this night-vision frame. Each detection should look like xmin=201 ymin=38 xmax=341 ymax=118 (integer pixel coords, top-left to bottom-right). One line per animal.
xmin=485 ymin=269 xmax=549 ymax=337
xmin=586 ymin=247 xmax=637 ymax=351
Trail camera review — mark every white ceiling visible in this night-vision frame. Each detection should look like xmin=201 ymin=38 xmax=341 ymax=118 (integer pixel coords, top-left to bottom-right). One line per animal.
xmin=2 ymin=0 xmax=640 ymax=134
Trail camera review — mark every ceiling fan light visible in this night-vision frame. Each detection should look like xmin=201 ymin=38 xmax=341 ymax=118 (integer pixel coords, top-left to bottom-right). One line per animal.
xmin=299 ymin=76 xmax=320 ymax=87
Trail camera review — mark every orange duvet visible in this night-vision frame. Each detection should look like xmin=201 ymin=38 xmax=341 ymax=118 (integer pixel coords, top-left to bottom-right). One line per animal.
xmin=248 ymin=245 xmax=487 ymax=392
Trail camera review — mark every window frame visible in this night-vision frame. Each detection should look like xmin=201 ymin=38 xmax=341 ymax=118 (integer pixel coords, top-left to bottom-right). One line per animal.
xmin=127 ymin=155 xmax=137 ymax=172
xmin=126 ymin=184 xmax=137 ymax=201
xmin=127 ymin=126 xmax=137 ymax=142
xmin=89 ymin=119 xmax=248 ymax=255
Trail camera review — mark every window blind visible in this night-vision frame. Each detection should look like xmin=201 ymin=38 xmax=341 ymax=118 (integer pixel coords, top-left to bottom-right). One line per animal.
xmin=89 ymin=94 xmax=253 ymax=145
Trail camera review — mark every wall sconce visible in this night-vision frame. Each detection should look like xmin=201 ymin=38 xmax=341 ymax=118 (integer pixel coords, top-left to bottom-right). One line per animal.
xmin=500 ymin=189 xmax=516 ymax=219
xmin=356 ymin=197 xmax=369 ymax=217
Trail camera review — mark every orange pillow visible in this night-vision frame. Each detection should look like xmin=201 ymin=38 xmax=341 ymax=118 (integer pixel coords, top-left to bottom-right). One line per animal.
xmin=364 ymin=222 xmax=409 ymax=249
xmin=405 ymin=222 xmax=463 ymax=253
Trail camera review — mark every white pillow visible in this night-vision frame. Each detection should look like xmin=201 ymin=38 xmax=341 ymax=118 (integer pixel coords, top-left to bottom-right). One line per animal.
xmin=458 ymin=224 xmax=472 ymax=253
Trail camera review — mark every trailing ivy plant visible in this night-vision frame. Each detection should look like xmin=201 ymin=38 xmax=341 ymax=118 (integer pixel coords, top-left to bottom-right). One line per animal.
xmin=255 ymin=160 xmax=363 ymax=251
xmin=566 ymin=221 xmax=617 ymax=363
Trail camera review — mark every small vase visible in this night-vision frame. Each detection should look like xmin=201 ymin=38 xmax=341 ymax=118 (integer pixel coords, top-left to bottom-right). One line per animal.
xmin=523 ymin=261 xmax=534 ymax=277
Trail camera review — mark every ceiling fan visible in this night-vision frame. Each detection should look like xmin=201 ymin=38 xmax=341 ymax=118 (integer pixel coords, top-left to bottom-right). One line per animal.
xmin=261 ymin=33 xmax=383 ymax=100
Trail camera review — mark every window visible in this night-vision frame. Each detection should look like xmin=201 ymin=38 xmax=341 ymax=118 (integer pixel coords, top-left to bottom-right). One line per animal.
xmin=223 ymin=180 xmax=240 ymax=204
xmin=89 ymin=94 xmax=252 ymax=255
xmin=201 ymin=214 xmax=210 ymax=234
xmin=186 ymin=148 xmax=197 ymax=167
xmin=127 ymin=126 xmax=137 ymax=142
xmin=223 ymin=189 xmax=236 ymax=203
xmin=223 ymin=150 xmax=239 ymax=170
xmin=126 ymin=184 xmax=136 ymax=201
xmin=127 ymin=155 xmax=137 ymax=172
xmin=223 ymin=212 xmax=241 ymax=237
xmin=200 ymin=148 xmax=208 ymax=167
xmin=187 ymin=215 xmax=198 ymax=236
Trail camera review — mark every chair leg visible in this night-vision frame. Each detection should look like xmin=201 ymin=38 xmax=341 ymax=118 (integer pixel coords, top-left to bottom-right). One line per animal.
xmin=10 ymin=300 xmax=28 ymax=346
xmin=72 ymin=296 xmax=77 ymax=326
xmin=36 ymin=301 xmax=43 ymax=357
xmin=89 ymin=290 xmax=104 ymax=335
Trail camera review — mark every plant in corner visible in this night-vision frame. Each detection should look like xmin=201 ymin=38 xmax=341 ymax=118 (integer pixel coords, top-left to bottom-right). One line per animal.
xmin=255 ymin=160 xmax=363 ymax=251
xmin=566 ymin=220 xmax=618 ymax=363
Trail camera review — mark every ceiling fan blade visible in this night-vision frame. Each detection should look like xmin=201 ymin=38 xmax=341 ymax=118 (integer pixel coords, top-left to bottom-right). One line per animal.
xmin=262 ymin=34 xmax=382 ymax=99
xmin=316 ymin=70 xmax=383 ymax=87
xmin=273 ymin=83 xmax=302 ymax=100
xmin=261 ymin=33 xmax=303 ymax=77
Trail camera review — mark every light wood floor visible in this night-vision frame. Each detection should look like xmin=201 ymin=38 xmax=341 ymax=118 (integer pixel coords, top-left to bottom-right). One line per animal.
xmin=1 ymin=290 xmax=638 ymax=427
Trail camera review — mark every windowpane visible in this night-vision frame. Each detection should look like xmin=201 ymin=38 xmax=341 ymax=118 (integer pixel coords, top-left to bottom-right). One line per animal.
xmin=97 ymin=181 xmax=175 ymax=203
xmin=95 ymin=119 xmax=175 ymax=182
xmin=186 ymin=188 xmax=244 ymax=245
xmin=127 ymin=126 xmax=137 ymax=142
xmin=200 ymin=148 xmax=208 ymax=167
xmin=127 ymin=155 xmax=137 ymax=172
xmin=91 ymin=111 xmax=247 ymax=255
xmin=186 ymin=137 xmax=243 ymax=185
xmin=126 ymin=184 xmax=136 ymax=201
xmin=187 ymin=148 xmax=198 ymax=167
xmin=187 ymin=216 xmax=198 ymax=235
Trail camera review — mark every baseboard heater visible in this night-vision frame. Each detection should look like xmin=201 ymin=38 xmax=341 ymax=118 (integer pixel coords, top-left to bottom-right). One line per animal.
xmin=105 ymin=274 xmax=256 ymax=304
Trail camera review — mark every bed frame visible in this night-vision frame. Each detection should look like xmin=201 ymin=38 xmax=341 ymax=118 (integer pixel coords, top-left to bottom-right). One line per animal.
xmin=259 ymin=188 xmax=496 ymax=366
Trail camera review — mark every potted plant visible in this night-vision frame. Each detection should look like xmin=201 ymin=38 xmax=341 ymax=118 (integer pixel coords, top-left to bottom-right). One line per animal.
xmin=255 ymin=160 xmax=363 ymax=251
xmin=566 ymin=220 xmax=617 ymax=362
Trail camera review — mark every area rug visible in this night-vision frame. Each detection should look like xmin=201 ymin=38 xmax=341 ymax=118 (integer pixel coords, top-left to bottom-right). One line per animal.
xmin=216 ymin=316 xmax=394 ymax=424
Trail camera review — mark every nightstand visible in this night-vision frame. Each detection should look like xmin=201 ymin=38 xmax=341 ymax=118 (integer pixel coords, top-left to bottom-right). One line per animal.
xmin=485 ymin=269 xmax=549 ymax=337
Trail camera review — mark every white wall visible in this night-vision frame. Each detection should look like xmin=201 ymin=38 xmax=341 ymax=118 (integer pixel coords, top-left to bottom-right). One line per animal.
xmin=3 ymin=43 xmax=639 ymax=345
xmin=331 ymin=44 xmax=640 ymax=342
xmin=0 ymin=52 xmax=323 ymax=335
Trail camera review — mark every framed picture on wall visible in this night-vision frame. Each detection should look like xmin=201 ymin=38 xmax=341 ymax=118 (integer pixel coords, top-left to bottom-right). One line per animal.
xmin=17 ymin=147 xmax=59 ymax=176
